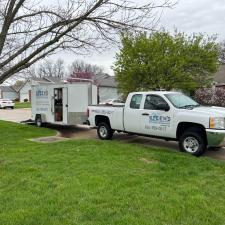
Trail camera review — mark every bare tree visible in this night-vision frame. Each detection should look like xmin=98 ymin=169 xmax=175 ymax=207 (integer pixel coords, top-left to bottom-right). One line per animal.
xmin=68 ymin=59 xmax=104 ymax=75
xmin=54 ymin=59 xmax=65 ymax=78
xmin=0 ymin=0 xmax=172 ymax=84
xmin=37 ymin=59 xmax=65 ymax=78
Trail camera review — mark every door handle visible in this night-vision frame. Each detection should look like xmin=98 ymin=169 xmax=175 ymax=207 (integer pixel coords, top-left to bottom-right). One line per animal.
xmin=142 ymin=113 xmax=149 ymax=116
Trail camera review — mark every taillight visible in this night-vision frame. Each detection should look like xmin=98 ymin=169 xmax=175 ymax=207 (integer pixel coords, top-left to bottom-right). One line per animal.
xmin=87 ymin=108 xmax=89 ymax=117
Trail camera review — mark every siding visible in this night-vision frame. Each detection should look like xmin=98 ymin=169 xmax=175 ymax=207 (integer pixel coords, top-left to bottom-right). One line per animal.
xmin=19 ymin=82 xmax=31 ymax=102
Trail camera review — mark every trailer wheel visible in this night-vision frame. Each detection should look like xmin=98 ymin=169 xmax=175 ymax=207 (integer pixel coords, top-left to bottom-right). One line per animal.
xmin=97 ymin=122 xmax=113 ymax=140
xmin=35 ymin=116 xmax=43 ymax=127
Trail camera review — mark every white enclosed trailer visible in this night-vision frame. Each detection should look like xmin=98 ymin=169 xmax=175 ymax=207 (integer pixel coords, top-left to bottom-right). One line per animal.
xmin=31 ymin=82 xmax=97 ymax=126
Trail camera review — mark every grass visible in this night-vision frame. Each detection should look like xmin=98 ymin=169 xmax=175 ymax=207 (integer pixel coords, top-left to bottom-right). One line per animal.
xmin=1 ymin=120 xmax=225 ymax=225
xmin=15 ymin=101 xmax=31 ymax=109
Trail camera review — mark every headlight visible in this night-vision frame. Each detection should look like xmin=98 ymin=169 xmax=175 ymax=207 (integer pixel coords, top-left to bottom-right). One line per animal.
xmin=209 ymin=117 xmax=225 ymax=129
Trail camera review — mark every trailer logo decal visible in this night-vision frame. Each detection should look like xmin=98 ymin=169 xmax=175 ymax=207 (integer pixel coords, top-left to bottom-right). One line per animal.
xmin=36 ymin=89 xmax=48 ymax=98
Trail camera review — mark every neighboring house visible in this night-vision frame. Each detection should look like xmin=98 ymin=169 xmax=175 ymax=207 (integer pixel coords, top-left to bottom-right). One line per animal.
xmin=15 ymin=81 xmax=31 ymax=102
xmin=0 ymin=86 xmax=19 ymax=100
xmin=214 ymin=64 xmax=225 ymax=88
xmin=17 ymin=77 xmax=63 ymax=102
xmin=94 ymin=74 xmax=119 ymax=102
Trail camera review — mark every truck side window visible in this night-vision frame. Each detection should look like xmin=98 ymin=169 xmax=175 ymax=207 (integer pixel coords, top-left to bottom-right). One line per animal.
xmin=144 ymin=95 xmax=168 ymax=110
xmin=130 ymin=94 xmax=143 ymax=109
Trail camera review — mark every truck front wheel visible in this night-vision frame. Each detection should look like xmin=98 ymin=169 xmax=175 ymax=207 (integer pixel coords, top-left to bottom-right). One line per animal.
xmin=97 ymin=122 xmax=113 ymax=140
xmin=179 ymin=129 xmax=206 ymax=156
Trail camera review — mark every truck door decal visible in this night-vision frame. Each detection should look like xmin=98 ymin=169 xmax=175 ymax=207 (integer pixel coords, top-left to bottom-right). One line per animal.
xmin=145 ymin=112 xmax=171 ymax=131
xmin=149 ymin=113 xmax=171 ymax=127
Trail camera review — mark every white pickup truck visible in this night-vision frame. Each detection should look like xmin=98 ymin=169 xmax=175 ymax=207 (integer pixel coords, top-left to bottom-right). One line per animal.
xmin=87 ymin=91 xmax=225 ymax=156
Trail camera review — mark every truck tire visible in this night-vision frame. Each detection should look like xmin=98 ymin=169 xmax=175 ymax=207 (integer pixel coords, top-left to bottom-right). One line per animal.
xmin=97 ymin=122 xmax=113 ymax=140
xmin=179 ymin=129 xmax=206 ymax=156
xmin=35 ymin=116 xmax=43 ymax=127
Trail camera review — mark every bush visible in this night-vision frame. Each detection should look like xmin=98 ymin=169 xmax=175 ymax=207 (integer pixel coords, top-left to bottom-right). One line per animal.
xmin=14 ymin=98 xmax=19 ymax=102
xmin=23 ymin=98 xmax=28 ymax=102
xmin=195 ymin=87 xmax=225 ymax=107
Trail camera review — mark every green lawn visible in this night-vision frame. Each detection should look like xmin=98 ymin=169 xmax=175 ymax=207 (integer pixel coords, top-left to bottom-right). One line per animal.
xmin=1 ymin=121 xmax=225 ymax=225
xmin=15 ymin=101 xmax=31 ymax=109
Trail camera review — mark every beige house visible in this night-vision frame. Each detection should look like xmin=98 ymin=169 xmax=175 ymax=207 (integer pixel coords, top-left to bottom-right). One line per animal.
xmin=214 ymin=64 xmax=225 ymax=88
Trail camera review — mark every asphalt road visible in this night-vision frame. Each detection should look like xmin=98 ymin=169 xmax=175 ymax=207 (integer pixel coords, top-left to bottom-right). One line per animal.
xmin=1 ymin=108 xmax=225 ymax=160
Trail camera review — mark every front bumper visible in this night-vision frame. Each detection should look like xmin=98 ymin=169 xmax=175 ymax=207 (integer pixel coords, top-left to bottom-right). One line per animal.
xmin=206 ymin=129 xmax=225 ymax=147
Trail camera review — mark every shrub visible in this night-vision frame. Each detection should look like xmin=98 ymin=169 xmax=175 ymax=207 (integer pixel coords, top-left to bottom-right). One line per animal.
xmin=195 ymin=87 xmax=225 ymax=107
xmin=14 ymin=98 xmax=20 ymax=102
xmin=23 ymin=98 xmax=28 ymax=102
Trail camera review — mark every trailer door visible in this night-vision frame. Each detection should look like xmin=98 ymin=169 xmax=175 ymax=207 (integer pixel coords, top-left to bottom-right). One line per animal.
xmin=63 ymin=87 xmax=68 ymax=124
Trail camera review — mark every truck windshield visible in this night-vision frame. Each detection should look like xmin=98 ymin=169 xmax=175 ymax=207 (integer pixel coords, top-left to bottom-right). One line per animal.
xmin=165 ymin=94 xmax=200 ymax=109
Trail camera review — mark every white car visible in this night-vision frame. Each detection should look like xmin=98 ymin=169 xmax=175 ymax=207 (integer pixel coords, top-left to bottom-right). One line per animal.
xmin=0 ymin=99 xmax=15 ymax=109
xmin=99 ymin=99 xmax=125 ymax=106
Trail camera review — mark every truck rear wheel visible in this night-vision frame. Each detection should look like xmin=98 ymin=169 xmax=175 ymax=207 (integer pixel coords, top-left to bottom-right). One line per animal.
xmin=179 ymin=129 xmax=206 ymax=156
xmin=97 ymin=122 xmax=113 ymax=140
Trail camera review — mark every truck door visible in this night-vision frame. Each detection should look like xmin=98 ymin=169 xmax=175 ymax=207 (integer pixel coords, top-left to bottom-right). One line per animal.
xmin=140 ymin=94 xmax=173 ymax=138
xmin=123 ymin=94 xmax=143 ymax=133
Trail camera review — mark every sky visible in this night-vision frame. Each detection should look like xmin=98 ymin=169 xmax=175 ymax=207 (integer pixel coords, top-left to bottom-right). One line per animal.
xmin=53 ymin=0 xmax=225 ymax=75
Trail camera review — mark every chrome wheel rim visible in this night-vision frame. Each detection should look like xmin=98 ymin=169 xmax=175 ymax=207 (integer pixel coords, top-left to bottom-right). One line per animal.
xmin=183 ymin=137 xmax=199 ymax=153
xmin=99 ymin=126 xmax=108 ymax=138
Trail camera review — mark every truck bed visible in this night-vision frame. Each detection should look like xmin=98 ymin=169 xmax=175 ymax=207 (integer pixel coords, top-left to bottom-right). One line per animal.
xmin=88 ymin=105 xmax=125 ymax=131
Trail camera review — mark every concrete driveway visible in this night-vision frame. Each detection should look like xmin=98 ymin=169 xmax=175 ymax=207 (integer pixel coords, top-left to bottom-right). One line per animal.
xmin=0 ymin=108 xmax=31 ymax=123
xmin=0 ymin=108 xmax=225 ymax=160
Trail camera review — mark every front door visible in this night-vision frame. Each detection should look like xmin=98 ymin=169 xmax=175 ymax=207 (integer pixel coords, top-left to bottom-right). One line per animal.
xmin=53 ymin=88 xmax=68 ymax=124
xmin=54 ymin=88 xmax=63 ymax=122
xmin=140 ymin=94 xmax=173 ymax=138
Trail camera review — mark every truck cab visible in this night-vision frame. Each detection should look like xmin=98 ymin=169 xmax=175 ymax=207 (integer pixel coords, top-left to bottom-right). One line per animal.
xmin=88 ymin=91 xmax=225 ymax=156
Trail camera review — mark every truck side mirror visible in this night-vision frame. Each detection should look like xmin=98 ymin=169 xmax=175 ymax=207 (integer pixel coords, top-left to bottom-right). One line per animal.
xmin=156 ymin=103 xmax=170 ymax=111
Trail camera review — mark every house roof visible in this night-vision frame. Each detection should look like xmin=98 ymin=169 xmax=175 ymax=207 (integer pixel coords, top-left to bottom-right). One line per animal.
xmin=94 ymin=73 xmax=117 ymax=88
xmin=66 ymin=73 xmax=117 ymax=88
xmin=44 ymin=76 xmax=62 ymax=83
xmin=30 ymin=76 xmax=62 ymax=83
xmin=0 ymin=86 xmax=17 ymax=93
xmin=214 ymin=64 xmax=225 ymax=84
